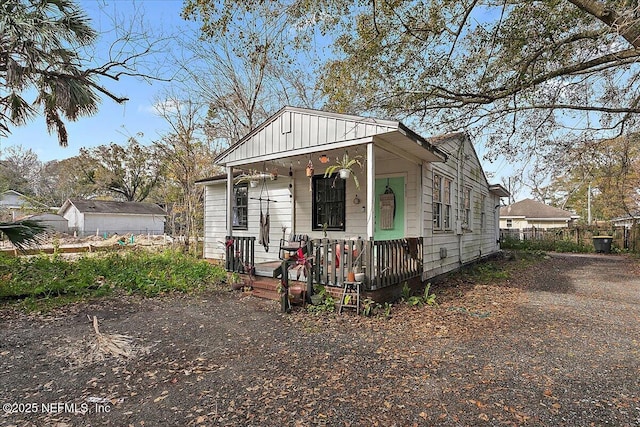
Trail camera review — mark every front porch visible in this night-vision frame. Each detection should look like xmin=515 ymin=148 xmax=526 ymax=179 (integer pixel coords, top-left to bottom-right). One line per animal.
xmin=225 ymin=236 xmax=424 ymax=304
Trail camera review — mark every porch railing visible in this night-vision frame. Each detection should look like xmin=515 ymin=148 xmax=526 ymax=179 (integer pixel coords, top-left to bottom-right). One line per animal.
xmin=225 ymin=236 xmax=255 ymax=272
xmin=310 ymin=237 xmax=423 ymax=290
xmin=370 ymin=238 xmax=423 ymax=290
xmin=311 ymin=238 xmax=366 ymax=288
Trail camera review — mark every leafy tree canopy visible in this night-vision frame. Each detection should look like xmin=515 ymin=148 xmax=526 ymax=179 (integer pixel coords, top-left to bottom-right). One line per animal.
xmin=183 ymin=0 xmax=640 ymax=168
xmin=78 ymin=137 xmax=164 ymax=202
xmin=540 ymin=133 xmax=640 ymax=221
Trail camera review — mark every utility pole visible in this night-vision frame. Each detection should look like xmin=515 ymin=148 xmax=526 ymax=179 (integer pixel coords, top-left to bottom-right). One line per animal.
xmin=587 ymin=183 xmax=592 ymax=225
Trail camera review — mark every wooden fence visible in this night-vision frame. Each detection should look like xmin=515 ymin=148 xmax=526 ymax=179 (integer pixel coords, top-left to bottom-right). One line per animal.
xmin=500 ymin=225 xmax=640 ymax=252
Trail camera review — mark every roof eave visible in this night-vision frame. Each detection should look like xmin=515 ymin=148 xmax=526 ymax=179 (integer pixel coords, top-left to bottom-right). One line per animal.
xmin=397 ymin=122 xmax=448 ymax=162
xmin=489 ymin=184 xmax=510 ymax=198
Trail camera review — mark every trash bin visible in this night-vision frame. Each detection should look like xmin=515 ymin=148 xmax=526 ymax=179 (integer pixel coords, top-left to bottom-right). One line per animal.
xmin=592 ymin=236 xmax=613 ymax=253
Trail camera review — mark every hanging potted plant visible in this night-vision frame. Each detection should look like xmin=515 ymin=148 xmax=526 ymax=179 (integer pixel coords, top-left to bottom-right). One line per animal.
xmin=324 ymin=152 xmax=363 ymax=188
xmin=306 ymin=160 xmax=314 ymax=177
xmin=235 ymin=170 xmax=260 ymax=187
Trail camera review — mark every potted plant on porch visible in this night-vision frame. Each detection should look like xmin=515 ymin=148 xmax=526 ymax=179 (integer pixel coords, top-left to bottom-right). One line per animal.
xmin=235 ymin=170 xmax=261 ymax=187
xmin=350 ymin=246 xmax=365 ymax=283
xmin=324 ymin=152 xmax=363 ymax=188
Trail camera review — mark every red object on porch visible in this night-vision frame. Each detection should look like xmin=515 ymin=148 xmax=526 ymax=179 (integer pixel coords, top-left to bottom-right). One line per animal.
xmin=334 ymin=244 xmax=358 ymax=269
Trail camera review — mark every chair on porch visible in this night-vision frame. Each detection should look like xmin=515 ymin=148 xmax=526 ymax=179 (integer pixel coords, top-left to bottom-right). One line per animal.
xmin=279 ymin=234 xmax=309 ymax=260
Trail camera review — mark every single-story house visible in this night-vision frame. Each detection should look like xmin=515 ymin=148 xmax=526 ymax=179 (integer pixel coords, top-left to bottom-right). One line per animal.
xmin=0 ymin=190 xmax=47 ymax=220
xmin=18 ymin=213 xmax=69 ymax=234
xmin=500 ymin=199 xmax=580 ymax=230
xmin=197 ymin=106 xmax=509 ymax=300
xmin=611 ymin=213 xmax=640 ymax=229
xmin=58 ymin=199 xmax=166 ymax=236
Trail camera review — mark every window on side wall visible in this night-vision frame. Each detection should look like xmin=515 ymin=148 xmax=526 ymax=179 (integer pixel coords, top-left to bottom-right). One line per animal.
xmin=312 ymin=175 xmax=345 ymax=231
xmin=443 ymin=178 xmax=452 ymax=230
xmin=463 ymin=187 xmax=472 ymax=228
xmin=506 ymin=219 xmax=512 ymax=228
xmin=433 ymin=173 xmax=442 ymax=230
xmin=232 ymin=183 xmax=248 ymax=230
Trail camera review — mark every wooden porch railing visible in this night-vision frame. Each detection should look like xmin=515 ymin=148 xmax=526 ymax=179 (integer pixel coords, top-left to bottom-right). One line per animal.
xmin=311 ymin=238 xmax=366 ymax=288
xmin=309 ymin=237 xmax=423 ymax=290
xmin=370 ymin=238 xmax=423 ymax=290
xmin=225 ymin=236 xmax=255 ymax=273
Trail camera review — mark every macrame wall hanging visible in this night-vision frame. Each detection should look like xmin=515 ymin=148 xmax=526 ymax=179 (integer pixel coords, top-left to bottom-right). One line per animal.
xmin=250 ymin=175 xmax=278 ymax=252
xmin=379 ymin=180 xmax=396 ymax=230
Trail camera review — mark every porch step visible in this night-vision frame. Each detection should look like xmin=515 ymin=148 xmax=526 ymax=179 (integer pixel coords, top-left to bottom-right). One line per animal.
xmin=249 ymin=276 xmax=306 ymax=304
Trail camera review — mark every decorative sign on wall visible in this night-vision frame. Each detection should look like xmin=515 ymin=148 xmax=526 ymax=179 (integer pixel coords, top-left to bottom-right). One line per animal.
xmin=379 ymin=182 xmax=396 ymax=230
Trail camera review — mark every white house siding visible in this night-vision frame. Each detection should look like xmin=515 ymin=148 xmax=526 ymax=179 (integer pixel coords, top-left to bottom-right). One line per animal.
xmin=421 ymin=135 xmax=501 ymax=280
xmin=0 ymin=192 xmax=25 ymax=208
xmin=203 ymin=179 xmax=292 ymax=265
xmin=203 ymin=183 xmax=228 ymax=261
xmin=82 ymin=213 xmax=164 ymax=236
xmin=220 ymin=108 xmax=398 ymax=165
xmin=29 ymin=213 xmax=69 ymax=233
xmin=499 ymin=218 xmax=569 ymax=229
xmin=64 ymin=208 xmax=83 ymax=233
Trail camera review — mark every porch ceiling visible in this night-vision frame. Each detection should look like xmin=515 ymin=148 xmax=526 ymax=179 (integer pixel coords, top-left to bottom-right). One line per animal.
xmin=228 ymin=130 xmax=445 ymax=175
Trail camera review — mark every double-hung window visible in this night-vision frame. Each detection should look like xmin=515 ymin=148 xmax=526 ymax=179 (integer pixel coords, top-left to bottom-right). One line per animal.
xmin=463 ymin=187 xmax=472 ymax=227
xmin=443 ymin=178 xmax=452 ymax=230
xmin=312 ymin=175 xmax=345 ymax=231
xmin=433 ymin=172 xmax=453 ymax=231
xmin=433 ymin=173 xmax=442 ymax=230
xmin=232 ymin=183 xmax=248 ymax=229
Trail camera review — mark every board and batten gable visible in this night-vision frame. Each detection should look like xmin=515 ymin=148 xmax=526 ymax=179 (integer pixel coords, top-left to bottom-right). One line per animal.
xmin=217 ymin=107 xmax=399 ymax=166
xmin=421 ymin=133 xmax=502 ymax=279
xmin=203 ymin=178 xmax=292 ymax=264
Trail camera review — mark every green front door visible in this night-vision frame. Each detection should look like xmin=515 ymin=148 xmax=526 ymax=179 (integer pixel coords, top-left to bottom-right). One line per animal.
xmin=374 ymin=177 xmax=405 ymax=240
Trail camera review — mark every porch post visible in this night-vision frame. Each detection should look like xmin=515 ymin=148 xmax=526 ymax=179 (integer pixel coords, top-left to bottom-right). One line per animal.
xmin=226 ymin=166 xmax=234 ymax=237
xmin=366 ymin=142 xmax=375 ymax=239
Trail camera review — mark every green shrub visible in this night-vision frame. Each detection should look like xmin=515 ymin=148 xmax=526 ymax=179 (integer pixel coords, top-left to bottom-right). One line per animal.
xmin=404 ymin=282 xmax=437 ymax=307
xmin=307 ymin=285 xmax=336 ymax=313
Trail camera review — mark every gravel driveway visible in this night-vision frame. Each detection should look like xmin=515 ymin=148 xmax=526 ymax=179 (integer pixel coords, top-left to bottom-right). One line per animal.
xmin=1 ymin=252 xmax=639 ymax=426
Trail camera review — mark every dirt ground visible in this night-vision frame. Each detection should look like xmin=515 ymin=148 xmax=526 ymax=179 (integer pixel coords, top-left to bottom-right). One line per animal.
xmin=1 ymin=252 xmax=639 ymax=426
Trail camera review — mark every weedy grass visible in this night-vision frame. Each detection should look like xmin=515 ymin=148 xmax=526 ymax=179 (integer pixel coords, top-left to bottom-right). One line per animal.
xmin=0 ymin=250 xmax=226 ymax=311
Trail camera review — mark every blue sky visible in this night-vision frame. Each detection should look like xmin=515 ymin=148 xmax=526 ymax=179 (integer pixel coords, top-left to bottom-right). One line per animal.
xmin=0 ymin=0 xmax=518 ymax=196
xmin=1 ymin=0 xmax=192 ymax=162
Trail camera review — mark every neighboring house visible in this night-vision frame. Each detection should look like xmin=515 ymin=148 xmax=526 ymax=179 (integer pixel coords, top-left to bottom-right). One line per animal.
xmin=197 ymin=106 xmax=509 ymax=299
xmin=0 ymin=190 xmax=46 ymax=220
xmin=500 ymin=199 xmax=580 ymax=229
xmin=18 ymin=213 xmax=69 ymax=234
xmin=611 ymin=213 xmax=640 ymax=229
xmin=58 ymin=199 xmax=166 ymax=236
